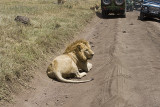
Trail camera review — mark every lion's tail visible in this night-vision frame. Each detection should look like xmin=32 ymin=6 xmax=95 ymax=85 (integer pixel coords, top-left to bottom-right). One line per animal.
xmin=55 ymin=72 xmax=94 ymax=83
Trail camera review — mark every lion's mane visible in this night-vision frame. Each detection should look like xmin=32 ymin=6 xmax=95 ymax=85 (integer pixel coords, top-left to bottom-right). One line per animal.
xmin=63 ymin=39 xmax=91 ymax=54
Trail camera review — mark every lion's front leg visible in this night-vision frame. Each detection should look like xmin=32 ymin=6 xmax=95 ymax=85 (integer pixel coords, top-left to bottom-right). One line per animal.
xmin=80 ymin=62 xmax=92 ymax=72
xmin=75 ymin=71 xmax=87 ymax=79
xmin=87 ymin=62 xmax=92 ymax=71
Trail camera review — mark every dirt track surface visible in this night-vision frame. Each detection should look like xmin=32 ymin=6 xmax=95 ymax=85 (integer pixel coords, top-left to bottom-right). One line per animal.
xmin=6 ymin=11 xmax=160 ymax=107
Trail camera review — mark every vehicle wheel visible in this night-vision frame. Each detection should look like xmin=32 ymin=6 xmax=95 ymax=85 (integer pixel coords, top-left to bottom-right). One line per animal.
xmin=102 ymin=0 xmax=111 ymax=5
xmin=140 ymin=12 xmax=144 ymax=20
xmin=114 ymin=0 xmax=124 ymax=5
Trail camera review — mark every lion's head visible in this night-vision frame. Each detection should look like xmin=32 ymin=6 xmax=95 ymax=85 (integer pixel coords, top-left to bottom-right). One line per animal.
xmin=75 ymin=43 xmax=94 ymax=62
xmin=64 ymin=39 xmax=94 ymax=62
xmin=63 ymin=39 xmax=91 ymax=54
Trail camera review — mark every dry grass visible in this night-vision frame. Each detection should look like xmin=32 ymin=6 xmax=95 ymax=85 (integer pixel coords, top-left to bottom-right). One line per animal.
xmin=0 ymin=0 xmax=100 ymax=103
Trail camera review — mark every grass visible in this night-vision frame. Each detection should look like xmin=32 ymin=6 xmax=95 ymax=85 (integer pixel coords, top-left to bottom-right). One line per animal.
xmin=0 ymin=0 xmax=100 ymax=104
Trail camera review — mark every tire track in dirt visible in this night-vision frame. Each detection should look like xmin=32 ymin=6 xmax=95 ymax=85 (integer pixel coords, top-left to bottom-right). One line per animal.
xmin=114 ymin=11 xmax=160 ymax=107
xmin=90 ymin=16 xmax=132 ymax=107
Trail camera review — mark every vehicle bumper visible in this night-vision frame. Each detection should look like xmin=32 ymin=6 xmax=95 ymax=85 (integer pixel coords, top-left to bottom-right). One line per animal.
xmin=101 ymin=6 xmax=125 ymax=13
xmin=141 ymin=11 xmax=160 ymax=18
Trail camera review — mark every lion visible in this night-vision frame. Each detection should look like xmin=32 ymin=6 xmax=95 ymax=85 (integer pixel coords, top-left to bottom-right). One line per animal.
xmin=46 ymin=40 xmax=94 ymax=83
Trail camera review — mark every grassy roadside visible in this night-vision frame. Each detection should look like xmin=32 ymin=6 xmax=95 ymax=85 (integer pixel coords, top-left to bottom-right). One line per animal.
xmin=0 ymin=0 xmax=100 ymax=103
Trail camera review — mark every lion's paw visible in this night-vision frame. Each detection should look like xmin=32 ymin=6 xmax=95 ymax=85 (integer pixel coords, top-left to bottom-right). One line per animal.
xmin=87 ymin=63 xmax=92 ymax=71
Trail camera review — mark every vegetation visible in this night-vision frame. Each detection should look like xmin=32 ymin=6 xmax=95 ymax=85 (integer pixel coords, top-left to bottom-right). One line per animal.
xmin=0 ymin=0 xmax=99 ymax=103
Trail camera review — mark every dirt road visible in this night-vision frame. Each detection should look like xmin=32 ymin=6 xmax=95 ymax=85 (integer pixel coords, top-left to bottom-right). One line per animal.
xmin=6 ymin=11 xmax=160 ymax=107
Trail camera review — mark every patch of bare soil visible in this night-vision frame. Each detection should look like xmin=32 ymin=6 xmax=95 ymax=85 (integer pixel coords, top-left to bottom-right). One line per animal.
xmin=4 ymin=11 xmax=160 ymax=107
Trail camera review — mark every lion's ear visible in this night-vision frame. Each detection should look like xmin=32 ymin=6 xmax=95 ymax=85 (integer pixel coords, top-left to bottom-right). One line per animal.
xmin=77 ymin=44 xmax=82 ymax=51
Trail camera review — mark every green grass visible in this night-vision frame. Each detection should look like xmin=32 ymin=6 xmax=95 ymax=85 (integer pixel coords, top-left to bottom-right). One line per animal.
xmin=0 ymin=0 xmax=99 ymax=103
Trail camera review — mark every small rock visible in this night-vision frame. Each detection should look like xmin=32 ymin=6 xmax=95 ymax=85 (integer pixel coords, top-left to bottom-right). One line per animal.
xmin=58 ymin=0 xmax=66 ymax=4
xmin=91 ymin=45 xmax=95 ymax=48
xmin=55 ymin=23 xmax=61 ymax=29
xmin=90 ymin=4 xmax=99 ymax=11
xmin=15 ymin=16 xmax=30 ymax=25
xmin=122 ymin=31 xmax=126 ymax=33
xmin=25 ymin=99 xmax=28 ymax=102
xmin=65 ymin=95 xmax=68 ymax=98
xmin=89 ymin=41 xmax=93 ymax=44
xmin=130 ymin=23 xmax=134 ymax=25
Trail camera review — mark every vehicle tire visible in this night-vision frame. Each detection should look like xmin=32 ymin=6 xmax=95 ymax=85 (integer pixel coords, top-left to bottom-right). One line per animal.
xmin=102 ymin=0 xmax=111 ymax=5
xmin=114 ymin=0 xmax=124 ymax=5
xmin=140 ymin=12 xmax=144 ymax=20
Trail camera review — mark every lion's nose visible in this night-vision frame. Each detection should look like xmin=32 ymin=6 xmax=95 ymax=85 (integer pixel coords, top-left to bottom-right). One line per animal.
xmin=91 ymin=53 xmax=94 ymax=56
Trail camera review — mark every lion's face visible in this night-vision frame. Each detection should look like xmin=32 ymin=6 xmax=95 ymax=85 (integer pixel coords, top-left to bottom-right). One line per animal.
xmin=76 ymin=43 xmax=94 ymax=61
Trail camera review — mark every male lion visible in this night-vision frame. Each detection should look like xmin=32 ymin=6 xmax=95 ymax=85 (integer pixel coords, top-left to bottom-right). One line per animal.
xmin=46 ymin=40 xmax=94 ymax=83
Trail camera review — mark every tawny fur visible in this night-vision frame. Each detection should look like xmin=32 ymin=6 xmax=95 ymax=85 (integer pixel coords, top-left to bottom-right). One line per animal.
xmin=46 ymin=40 xmax=94 ymax=83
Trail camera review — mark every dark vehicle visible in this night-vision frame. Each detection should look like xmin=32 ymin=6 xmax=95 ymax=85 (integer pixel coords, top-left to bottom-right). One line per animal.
xmin=101 ymin=0 xmax=126 ymax=18
xmin=139 ymin=0 xmax=160 ymax=20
